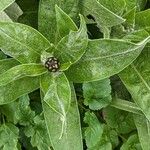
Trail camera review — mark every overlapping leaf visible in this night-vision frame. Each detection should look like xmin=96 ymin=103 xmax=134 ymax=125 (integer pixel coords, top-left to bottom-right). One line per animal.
xmin=0 ymin=0 xmax=15 ymax=11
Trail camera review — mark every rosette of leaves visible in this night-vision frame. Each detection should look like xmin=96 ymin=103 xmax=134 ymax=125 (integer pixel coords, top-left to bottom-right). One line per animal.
xmin=1 ymin=1 xmax=150 ymax=150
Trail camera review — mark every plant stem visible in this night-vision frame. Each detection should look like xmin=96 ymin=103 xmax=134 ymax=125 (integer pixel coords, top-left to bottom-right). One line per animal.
xmin=110 ymin=98 xmax=143 ymax=115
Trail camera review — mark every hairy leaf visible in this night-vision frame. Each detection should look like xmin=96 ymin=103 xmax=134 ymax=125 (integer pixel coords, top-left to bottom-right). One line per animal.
xmin=80 ymin=0 xmax=125 ymax=27
xmin=41 ymin=78 xmax=83 ymax=150
xmin=0 ymin=22 xmax=51 ymax=63
xmin=66 ymin=37 xmax=150 ymax=83
xmin=0 ymin=64 xmax=47 ymax=87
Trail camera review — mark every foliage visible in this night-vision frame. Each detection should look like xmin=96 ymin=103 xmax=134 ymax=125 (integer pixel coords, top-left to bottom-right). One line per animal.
xmin=0 ymin=0 xmax=150 ymax=150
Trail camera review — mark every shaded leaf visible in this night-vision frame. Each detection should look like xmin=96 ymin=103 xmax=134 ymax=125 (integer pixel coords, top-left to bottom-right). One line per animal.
xmin=119 ymin=47 xmax=150 ymax=121
xmin=134 ymin=114 xmax=150 ymax=150
xmin=0 ymin=123 xmax=19 ymax=150
xmin=83 ymin=79 xmax=112 ymax=110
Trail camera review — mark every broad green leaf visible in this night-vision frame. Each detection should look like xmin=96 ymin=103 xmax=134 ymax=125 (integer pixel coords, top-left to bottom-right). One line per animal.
xmin=66 ymin=37 xmax=150 ymax=83
xmin=98 ymin=0 xmax=126 ymax=15
xmin=41 ymin=72 xmax=71 ymax=115
xmin=119 ymin=47 xmax=150 ymax=121
xmin=38 ymin=0 xmax=79 ymax=43
xmin=0 ymin=76 xmax=40 ymax=105
xmin=0 ymin=0 xmax=14 ymax=11
xmin=120 ymin=134 xmax=142 ymax=150
xmin=24 ymin=114 xmax=51 ymax=150
xmin=55 ymin=15 xmax=88 ymax=70
xmin=134 ymin=115 xmax=150 ymax=150
xmin=84 ymin=112 xmax=104 ymax=148
xmin=0 ymin=64 xmax=46 ymax=87
xmin=0 ymin=58 xmax=20 ymax=74
xmin=55 ymin=5 xmax=78 ymax=40
xmin=0 ymin=123 xmax=19 ymax=150
xmin=41 ymin=78 xmax=83 ymax=150
xmin=135 ymin=9 xmax=150 ymax=29
xmin=0 ymin=22 xmax=51 ymax=63
xmin=0 ymin=11 xmax=12 ymax=22
xmin=83 ymin=79 xmax=112 ymax=110
xmin=80 ymin=0 xmax=125 ymax=27
xmin=103 ymin=106 xmax=136 ymax=134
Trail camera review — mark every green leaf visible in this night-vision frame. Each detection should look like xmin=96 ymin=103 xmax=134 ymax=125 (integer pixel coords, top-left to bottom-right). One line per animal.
xmin=0 ymin=64 xmax=47 ymax=87
xmin=119 ymin=47 xmax=150 ymax=121
xmin=80 ymin=0 xmax=125 ymax=27
xmin=84 ymin=112 xmax=104 ymax=148
xmin=0 ymin=22 xmax=51 ymax=63
xmin=0 ymin=123 xmax=19 ymax=150
xmin=38 ymin=0 xmax=79 ymax=43
xmin=0 ymin=76 xmax=40 ymax=105
xmin=1 ymin=95 xmax=35 ymax=125
xmin=0 ymin=58 xmax=19 ymax=74
xmin=135 ymin=9 xmax=150 ymax=29
xmin=41 ymin=79 xmax=83 ymax=150
xmin=41 ymin=72 xmax=71 ymax=116
xmin=55 ymin=5 xmax=78 ymax=40
xmin=98 ymin=0 xmax=126 ymax=15
xmin=0 ymin=51 xmax=6 ymax=59
xmin=134 ymin=115 xmax=150 ymax=150
xmin=84 ymin=112 xmax=119 ymax=150
xmin=120 ymin=134 xmax=142 ymax=150
xmin=55 ymin=15 xmax=88 ymax=70
xmin=0 ymin=0 xmax=14 ymax=11
xmin=103 ymin=106 xmax=136 ymax=134
xmin=66 ymin=37 xmax=150 ymax=83
xmin=83 ymin=79 xmax=112 ymax=110
xmin=24 ymin=114 xmax=51 ymax=150
xmin=0 ymin=11 xmax=12 ymax=22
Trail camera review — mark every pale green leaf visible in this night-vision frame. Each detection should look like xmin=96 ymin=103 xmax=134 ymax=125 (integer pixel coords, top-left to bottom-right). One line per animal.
xmin=0 ymin=0 xmax=14 ymax=11
xmin=0 ymin=123 xmax=19 ymax=150
xmin=0 ymin=11 xmax=12 ymax=22
xmin=0 ymin=76 xmax=40 ymax=105
xmin=80 ymin=0 xmax=125 ymax=27
xmin=0 ymin=64 xmax=47 ymax=87
xmin=41 ymin=81 xmax=83 ymax=150
xmin=0 ymin=22 xmax=51 ymax=63
xmin=66 ymin=37 xmax=150 ymax=83
xmin=83 ymin=79 xmax=112 ymax=110
xmin=41 ymin=72 xmax=71 ymax=115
